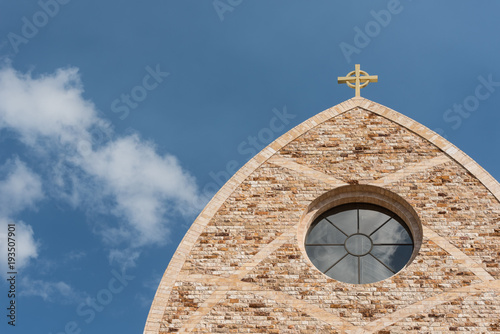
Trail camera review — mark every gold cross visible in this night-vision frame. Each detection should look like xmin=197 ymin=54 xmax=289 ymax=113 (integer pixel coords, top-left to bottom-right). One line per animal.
xmin=338 ymin=64 xmax=378 ymax=98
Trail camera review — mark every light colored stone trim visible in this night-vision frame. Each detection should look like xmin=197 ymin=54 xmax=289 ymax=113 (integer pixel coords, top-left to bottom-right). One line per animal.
xmin=179 ymin=286 xmax=231 ymax=332
xmin=268 ymin=155 xmax=348 ymax=187
xmin=182 ymin=274 xmax=358 ymax=333
xmin=178 ymin=226 xmax=299 ymax=332
xmin=270 ymin=153 xmax=450 ymax=190
xmin=370 ymin=154 xmax=450 ymax=186
xmin=173 ymin=272 xmax=500 ymax=334
xmin=144 ymin=98 xmax=500 ymax=333
xmin=361 ymin=100 xmax=500 ymax=202
xmin=422 ymin=226 xmax=495 ymax=282
xmin=355 ymin=279 xmax=500 ymax=334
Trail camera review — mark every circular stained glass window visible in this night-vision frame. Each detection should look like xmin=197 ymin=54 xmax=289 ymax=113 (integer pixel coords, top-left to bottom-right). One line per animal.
xmin=305 ymin=203 xmax=414 ymax=284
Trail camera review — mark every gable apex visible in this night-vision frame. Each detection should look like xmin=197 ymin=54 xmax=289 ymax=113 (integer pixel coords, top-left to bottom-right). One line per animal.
xmin=281 ymin=97 xmax=500 ymax=202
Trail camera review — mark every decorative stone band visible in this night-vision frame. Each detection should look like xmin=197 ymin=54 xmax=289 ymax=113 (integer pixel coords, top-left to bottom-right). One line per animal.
xmin=176 ymin=272 xmax=500 ymax=334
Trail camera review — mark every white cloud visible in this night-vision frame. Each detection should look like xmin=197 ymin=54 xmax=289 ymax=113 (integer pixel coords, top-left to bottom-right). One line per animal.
xmin=82 ymin=135 xmax=200 ymax=245
xmin=20 ymin=277 xmax=87 ymax=304
xmin=0 ymin=159 xmax=42 ymax=276
xmin=0 ymin=66 xmax=96 ymax=147
xmin=135 ymin=292 xmax=155 ymax=309
xmin=0 ymin=157 xmax=44 ymax=216
xmin=0 ymin=219 xmax=39 ymax=276
xmin=108 ymin=248 xmax=141 ymax=270
xmin=64 ymin=250 xmax=87 ymax=262
xmin=0 ymin=64 xmax=205 ymax=267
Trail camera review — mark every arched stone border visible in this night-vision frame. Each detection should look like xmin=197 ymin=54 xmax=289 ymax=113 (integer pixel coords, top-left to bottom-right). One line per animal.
xmin=144 ymin=97 xmax=500 ymax=333
xmin=296 ymin=184 xmax=423 ymax=279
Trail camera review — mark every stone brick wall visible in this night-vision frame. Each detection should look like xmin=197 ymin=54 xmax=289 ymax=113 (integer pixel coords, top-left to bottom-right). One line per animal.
xmin=145 ymin=99 xmax=500 ymax=333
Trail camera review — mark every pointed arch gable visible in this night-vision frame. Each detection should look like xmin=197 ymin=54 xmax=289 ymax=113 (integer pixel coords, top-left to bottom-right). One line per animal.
xmin=144 ymin=97 xmax=500 ymax=333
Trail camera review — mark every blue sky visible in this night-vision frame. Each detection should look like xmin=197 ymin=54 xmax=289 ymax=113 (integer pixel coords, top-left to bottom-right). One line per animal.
xmin=0 ymin=1 xmax=499 ymax=333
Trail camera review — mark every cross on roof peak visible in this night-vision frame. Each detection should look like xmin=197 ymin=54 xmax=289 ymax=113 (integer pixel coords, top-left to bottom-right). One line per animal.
xmin=338 ymin=64 xmax=378 ymax=98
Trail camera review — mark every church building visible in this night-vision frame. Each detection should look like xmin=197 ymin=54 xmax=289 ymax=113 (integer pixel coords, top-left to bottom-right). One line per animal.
xmin=144 ymin=65 xmax=500 ymax=333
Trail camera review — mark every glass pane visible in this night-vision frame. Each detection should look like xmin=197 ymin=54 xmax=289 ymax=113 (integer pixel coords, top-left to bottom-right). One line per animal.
xmin=306 ymin=219 xmax=346 ymax=244
xmin=327 ymin=210 xmax=357 ymax=236
xmin=371 ymin=245 xmax=413 ymax=273
xmin=359 ymin=209 xmax=391 ymax=235
xmin=370 ymin=219 xmax=412 ymax=244
xmin=360 ymin=254 xmax=395 ymax=284
xmin=345 ymin=234 xmax=372 ymax=256
xmin=306 ymin=246 xmax=346 ymax=272
xmin=326 ymin=254 xmax=358 ymax=284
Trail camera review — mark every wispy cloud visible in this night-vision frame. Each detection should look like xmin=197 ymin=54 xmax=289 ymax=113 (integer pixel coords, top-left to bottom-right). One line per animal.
xmin=108 ymin=248 xmax=141 ymax=271
xmin=0 ymin=158 xmax=43 ymax=275
xmin=0 ymin=66 xmax=96 ymax=147
xmin=0 ymin=219 xmax=39 ymax=275
xmin=0 ymin=157 xmax=44 ymax=216
xmin=20 ymin=277 xmax=88 ymax=305
xmin=0 ymin=64 xmax=206 ymax=268
xmin=80 ymin=134 xmax=200 ymax=246
xmin=64 ymin=250 xmax=87 ymax=262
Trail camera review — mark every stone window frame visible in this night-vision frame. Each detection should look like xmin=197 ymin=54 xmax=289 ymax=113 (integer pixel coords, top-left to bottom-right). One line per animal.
xmin=297 ymin=184 xmax=423 ymax=282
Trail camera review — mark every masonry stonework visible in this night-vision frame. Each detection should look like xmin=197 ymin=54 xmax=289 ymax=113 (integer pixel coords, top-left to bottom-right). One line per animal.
xmin=145 ymin=98 xmax=500 ymax=333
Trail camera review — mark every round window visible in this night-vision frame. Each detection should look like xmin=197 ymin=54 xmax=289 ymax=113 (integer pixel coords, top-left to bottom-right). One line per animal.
xmin=305 ymin=203 xmax=414 ymax=284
